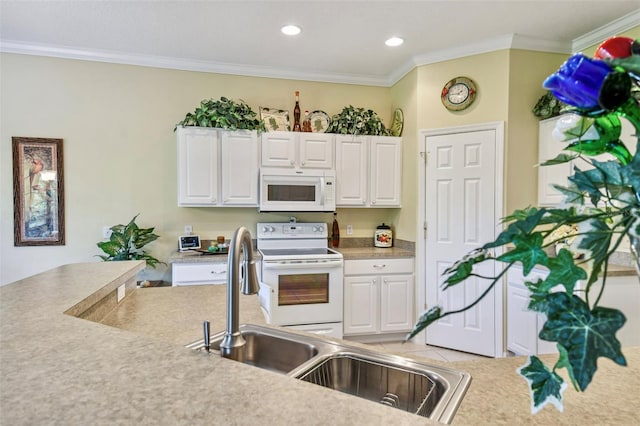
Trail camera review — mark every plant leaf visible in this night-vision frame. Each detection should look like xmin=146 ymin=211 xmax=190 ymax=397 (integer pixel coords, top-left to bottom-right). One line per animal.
xmin=496 ymin=233 xmax=548 ymax=275
xmin=517 ymin=355 xmax=568 ymax=414
xmin=540 ymin=153 xmax=578 ymax=166
xmin=539 ymin=292 xmax=627 ymax=391
xmin=539 ymin=248 xmax=587 ymax=294
xmin=404 ymin=306 xmax=442 ymax=341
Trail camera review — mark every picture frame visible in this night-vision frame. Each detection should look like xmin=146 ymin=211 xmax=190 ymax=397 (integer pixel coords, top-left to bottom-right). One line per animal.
xmin=12 ymin=137 xmax=65 ymax=246
xmin=260 ymin=107 xmax=291 ymax=132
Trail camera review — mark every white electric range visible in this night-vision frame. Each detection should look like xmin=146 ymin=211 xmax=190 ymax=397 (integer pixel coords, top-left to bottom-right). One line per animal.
xmin=257 ymin=221 xmax=344 ymax=338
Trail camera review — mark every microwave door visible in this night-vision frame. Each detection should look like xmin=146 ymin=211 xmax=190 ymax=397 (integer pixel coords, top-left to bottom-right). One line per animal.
xmin=260 ymin=176 xmax=320 ymax=211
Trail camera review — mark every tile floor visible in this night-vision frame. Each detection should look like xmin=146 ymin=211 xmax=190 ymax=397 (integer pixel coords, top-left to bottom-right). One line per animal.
xmin=367 ymin=340 xmax=488 ymax=363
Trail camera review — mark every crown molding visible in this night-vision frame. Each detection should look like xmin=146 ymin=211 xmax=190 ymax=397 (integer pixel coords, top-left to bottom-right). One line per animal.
xmin=0 ymin=40 xmax=389 ymax=87
xmin=572 ymin=9 xmax=640 ymax=53
xmin=2 ymin=7 xmax=638 ymax=89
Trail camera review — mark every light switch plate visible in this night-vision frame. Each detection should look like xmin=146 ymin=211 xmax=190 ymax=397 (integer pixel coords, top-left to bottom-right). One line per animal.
xmin=346 ymin=225 xmax=353 ymax=235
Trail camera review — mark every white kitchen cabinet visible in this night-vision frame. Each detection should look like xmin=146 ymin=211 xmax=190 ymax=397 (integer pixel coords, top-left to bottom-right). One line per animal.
xmin=507 ymin=263 xmax=640 ymax=354
xmin=538 ymin=116 xmax=636 ymax=206
xmin=343 ymin=258 xmax=414 ymax=336
xmin=261 ymin=131 xmax=334 ymax=169
xmin=537 ymin=116 xmax=568 ymax=206
xmin=177 ymin=126 xmax=219 ymax=205
xmin=177 ymin=126 xmax=259 ymax=207
xmin=220 ymin=130 xmax=259 ymax=205
xmin=506 ymin=264 xmax=563 ymax=355
xmin=335 ymin=135 xmax=402 ymax=207
xmin=172 ymin=262 xmax=228 ymax=286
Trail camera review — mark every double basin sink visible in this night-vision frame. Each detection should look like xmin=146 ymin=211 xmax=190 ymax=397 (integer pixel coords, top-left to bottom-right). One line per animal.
xmin=186 ymin=324 xmax=471 ymax=424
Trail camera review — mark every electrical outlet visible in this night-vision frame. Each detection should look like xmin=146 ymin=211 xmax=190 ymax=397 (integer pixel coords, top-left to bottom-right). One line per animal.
xmin=347 ymin=225 xmax=353 ymax=235
xmin=102 ymin=226 xmax=112 ymax=239
xmin=184 ymin=225 xmax=193 ymax=235
xmin=117 ymin=284 xmax=125 ymax=302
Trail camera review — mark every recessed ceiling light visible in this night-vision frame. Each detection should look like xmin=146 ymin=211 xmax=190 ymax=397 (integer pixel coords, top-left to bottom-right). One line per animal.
xmin=385 ymin=37 xmax=404 ymax=47
xmin=281 ymin=25 xmax=302 ymax=36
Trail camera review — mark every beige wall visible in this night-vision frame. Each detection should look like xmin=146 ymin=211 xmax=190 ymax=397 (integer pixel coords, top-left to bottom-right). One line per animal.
xmin=2 ymin=27 xmax=637 ymax=285
xmin=0 ymin=54 xmax=395 ymax=284
xmin=506 ymin=49 xmax=570 ymax=213
xmin=389 ymin=68 xmax=418 ymax=242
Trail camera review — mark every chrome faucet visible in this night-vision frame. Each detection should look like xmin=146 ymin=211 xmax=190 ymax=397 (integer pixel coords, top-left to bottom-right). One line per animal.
xmin=219 ymin=226 xmax=260 ymax=361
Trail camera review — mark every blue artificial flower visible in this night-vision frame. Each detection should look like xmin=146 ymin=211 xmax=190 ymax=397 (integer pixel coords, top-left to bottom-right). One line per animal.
xmin=543 ymin=54 xmax=613 ymax=110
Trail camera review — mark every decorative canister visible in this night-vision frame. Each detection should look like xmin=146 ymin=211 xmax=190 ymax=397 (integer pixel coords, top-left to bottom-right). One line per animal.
xmin=374 ymin=223 xmax=392 ymax=248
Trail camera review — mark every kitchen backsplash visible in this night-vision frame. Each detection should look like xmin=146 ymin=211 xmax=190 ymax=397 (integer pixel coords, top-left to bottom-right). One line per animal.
xmin=333 ymin=237 xmax=414 ymax=251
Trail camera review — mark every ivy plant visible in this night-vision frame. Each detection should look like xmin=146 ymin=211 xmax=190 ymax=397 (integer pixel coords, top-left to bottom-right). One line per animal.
xmin=175 ymin=96 xmax=265 ymax=132
xmin=326 ymin=105 xmax=390 ymax=136
xmin=407 ymin=36 xmax=640 ymax=414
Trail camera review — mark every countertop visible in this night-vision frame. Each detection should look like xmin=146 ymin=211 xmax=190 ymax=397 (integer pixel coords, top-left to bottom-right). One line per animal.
xmin=2 ymin=261 xmax=638 ymax=425
xmin=169 ymin=245 xmax=415 ymax=264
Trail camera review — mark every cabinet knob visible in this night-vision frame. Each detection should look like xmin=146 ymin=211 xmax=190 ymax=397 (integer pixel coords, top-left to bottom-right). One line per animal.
xmin=301 ymin=161 xmax=306 ymax=165
xmin=373 ymin=264 xmax=386 ymax=269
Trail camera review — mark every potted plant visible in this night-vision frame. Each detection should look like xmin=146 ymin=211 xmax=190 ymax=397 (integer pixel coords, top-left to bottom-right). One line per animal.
xmin=407 ymin=36 xmax=640 ymax=414
xmin=326 ymin=105 xmax=391 ymax=136
xmin=175 ymin=96 xmax=265 ymax=132
xmin=96 ymin=214 xmax=164 ymax=269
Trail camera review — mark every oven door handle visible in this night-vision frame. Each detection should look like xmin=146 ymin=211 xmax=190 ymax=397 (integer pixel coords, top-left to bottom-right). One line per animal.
xmin=263 ymin=260 xmax=343 ymax=270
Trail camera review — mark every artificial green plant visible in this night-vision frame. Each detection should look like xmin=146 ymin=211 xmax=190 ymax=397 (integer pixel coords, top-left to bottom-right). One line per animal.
xmin=96 ymin=214 xmax=164 ymax=269
xmin=326 ymin=105 xmax=391 ymax=136
xmin=175 ymin=96 xmax=265 ymax=132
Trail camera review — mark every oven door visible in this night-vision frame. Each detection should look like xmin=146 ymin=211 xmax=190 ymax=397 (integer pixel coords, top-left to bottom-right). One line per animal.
xmin=259 ymin=259 xmax=343 ymax=326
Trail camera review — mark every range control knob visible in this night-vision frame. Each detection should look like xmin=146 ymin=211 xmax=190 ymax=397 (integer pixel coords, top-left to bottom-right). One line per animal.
xmin=313 ymin=225 xmax=325 ymax=232
xmin=262 ymin=225 xmax=275 ymax=233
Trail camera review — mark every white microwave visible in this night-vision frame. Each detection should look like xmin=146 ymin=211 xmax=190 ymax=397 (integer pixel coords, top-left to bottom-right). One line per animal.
xmin=259 ymin=168 xmax=336 ymax=212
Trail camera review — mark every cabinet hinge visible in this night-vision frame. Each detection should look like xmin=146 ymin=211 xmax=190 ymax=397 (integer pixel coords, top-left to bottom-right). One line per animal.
xmin=420 ymin=151 xmax=427 ymax=165
xmin=423 ymin=221 xmax=427 ymax=239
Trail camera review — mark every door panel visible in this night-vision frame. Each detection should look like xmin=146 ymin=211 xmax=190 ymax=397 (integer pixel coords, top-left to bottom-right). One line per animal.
xmin=425 ymin=129 xmax=498 ymax=356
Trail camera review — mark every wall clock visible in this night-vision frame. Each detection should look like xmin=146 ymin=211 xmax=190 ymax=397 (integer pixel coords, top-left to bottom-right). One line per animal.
xmin=441 ymin=76 xmax=477 ymax=111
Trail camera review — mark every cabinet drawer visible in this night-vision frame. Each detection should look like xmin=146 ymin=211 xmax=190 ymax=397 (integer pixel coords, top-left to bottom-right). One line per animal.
xmin=344 ymin=258 xmax=413 ymax=275
xmin=172 ymin=262 xmax=228 ymax=285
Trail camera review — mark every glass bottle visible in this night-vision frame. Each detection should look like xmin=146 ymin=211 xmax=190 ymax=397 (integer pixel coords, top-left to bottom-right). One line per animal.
xmin=293 ymin=91 xmax=302 ymax=132
xmin=331 ymin=212 xmax=340 ymax=248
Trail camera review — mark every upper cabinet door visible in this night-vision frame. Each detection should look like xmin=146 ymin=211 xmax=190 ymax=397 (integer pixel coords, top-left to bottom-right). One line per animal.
xmin=335 ymin=135 xmax=368 ymax=206
xmin=298 ymin=133 xmax=334 ymax=169
xmin=261 ymin=132 xmax=296 ymax=168
xmin=177 ymin=127 xmax=219 ymax=206
xmin=220 ymin=130 xmax=259 ymax=206
xmin=370 ymin=136 xmax=402 ymax=207
xmin=537 ymin=117 xmax=568 ymax=206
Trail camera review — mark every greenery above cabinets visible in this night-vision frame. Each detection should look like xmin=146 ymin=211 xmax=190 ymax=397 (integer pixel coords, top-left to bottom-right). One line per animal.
xmin=327 ymin=106 xmax=391 ymax=136
xmin=175 ymin=97 xmax=266 ymax=132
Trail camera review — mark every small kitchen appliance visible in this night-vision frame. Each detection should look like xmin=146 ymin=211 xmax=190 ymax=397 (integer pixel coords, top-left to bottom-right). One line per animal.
xmin=258 ymin=169 xmax=336 ymax=212
xmin=257 ymin=221 xmax=344 ymax=338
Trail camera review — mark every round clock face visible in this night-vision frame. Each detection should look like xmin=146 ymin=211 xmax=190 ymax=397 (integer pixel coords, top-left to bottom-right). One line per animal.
xmin=441 ymin=77 xmax=477 ymax=111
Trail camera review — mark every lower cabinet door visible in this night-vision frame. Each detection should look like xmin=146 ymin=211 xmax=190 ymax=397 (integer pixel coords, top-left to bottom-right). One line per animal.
xmin=380 ymin=274 xmax=413 ymax=332
xmin=344 ymin=275 xmax=377 ymax=334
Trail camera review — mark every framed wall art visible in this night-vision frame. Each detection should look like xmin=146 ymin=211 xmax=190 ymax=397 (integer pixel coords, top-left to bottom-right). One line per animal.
xmin=12 ymin=137 xmax=65 ymax=246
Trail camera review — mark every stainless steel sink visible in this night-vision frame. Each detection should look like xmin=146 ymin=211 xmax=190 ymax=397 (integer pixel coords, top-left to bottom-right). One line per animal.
xmin=186 ymin=326 xmax=319 ymax=374
xmin=299 ymin=353 xmax=446 ymax=417
xmin=186 ymin=324 xmax=470 ymax=424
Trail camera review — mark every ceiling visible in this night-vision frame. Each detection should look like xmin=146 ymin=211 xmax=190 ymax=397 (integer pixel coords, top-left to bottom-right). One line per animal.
xmin=1 ymin=1 xmax=639 ymax=86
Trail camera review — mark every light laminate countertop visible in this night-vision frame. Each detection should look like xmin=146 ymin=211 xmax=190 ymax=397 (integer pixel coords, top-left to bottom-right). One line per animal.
xmin=2 ymin=261 xmax=638 ymax=425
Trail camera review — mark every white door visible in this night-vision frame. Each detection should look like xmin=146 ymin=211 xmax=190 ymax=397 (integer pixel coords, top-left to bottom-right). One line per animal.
xmin=423 ymin=123 xmax=503 ymax=357
xmin=220 ymin=130 xmax=259 ymax=206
